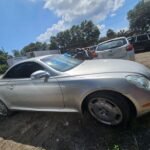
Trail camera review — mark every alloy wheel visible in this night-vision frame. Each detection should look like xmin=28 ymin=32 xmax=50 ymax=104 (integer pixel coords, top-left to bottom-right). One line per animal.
xmin=88 ymin=97 xmax=123 ymax=125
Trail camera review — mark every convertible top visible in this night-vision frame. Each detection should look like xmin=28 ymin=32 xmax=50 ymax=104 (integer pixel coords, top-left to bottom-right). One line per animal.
xmin=7 ymin=54 xmax=61 ymax=68
xmin=21 ymin=54 xmax=61 ymax=63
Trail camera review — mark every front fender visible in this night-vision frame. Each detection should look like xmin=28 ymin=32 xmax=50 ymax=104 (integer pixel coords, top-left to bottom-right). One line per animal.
xmin=58 ymin=73 xmax=142 ymax=115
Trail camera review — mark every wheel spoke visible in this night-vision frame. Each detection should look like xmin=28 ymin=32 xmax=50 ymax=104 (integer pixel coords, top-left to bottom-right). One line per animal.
xmin=88 ymin=97 xmax=123 ymax=125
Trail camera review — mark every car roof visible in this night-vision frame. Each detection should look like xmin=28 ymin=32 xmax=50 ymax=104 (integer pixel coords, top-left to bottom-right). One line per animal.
xmin=98 ymin=37 xmax=126 ymax=45
xmin=11 ymin=54 xmax=61 ymax=66
xmin=128 ymin=33 xmax=149 ymax=38
xmin=2 ymin=54 xmax=63 ymax=78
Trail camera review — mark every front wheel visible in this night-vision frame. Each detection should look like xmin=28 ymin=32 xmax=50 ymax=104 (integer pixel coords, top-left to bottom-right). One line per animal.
xmin=86 ymin=92 xmax=131 ymax=126
xmin=0 ymin=101 xmax=11 ymax=117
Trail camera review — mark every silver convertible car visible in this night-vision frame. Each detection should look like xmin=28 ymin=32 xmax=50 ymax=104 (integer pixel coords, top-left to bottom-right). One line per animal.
xmin=0 ymin=55 xmax=150 ymax=126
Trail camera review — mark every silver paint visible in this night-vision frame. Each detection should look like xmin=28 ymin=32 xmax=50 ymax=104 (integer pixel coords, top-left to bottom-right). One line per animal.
xmin=0 ymin=55 xmax=150 ymax=118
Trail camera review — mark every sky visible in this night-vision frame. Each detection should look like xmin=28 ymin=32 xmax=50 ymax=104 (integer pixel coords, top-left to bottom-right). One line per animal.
xmin=0 ymin=0 xmax=139 ymax=53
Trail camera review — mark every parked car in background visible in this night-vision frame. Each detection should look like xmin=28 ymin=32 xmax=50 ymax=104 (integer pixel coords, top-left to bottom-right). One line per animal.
xmin=1 ymin=55 xmax=150 ymax=126
xmin=65 ymin=48 xmax=96 ymax=60
xmin=73 ymin=48 xmax=92 ymax=60
xmin=128 ymin=33 xmax=150 ymax=53
xmin=95 ymin=37 xmax=135 ymax=61
xmin=89 ymin=45 xmax=97 ymax=51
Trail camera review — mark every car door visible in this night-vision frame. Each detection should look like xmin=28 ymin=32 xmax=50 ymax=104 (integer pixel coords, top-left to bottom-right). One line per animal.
xmin=2 ymin=62 xmax=64 ymax=110
xmin=147 ymin=34 xmax=150 ymax=50
xmin=136 ymin=34 xmax=149 ymax=51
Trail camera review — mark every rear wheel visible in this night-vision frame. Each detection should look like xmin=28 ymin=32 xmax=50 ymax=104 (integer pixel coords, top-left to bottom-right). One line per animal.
xmin=85 ymin=92 xmax=131 ymax=126
xmin=0 ymin=101 xmax=11 ymax=117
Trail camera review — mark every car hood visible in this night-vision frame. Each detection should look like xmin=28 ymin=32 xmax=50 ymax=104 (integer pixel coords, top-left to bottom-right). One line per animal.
xmin=67 ymin=59 xmax=150 ymax=78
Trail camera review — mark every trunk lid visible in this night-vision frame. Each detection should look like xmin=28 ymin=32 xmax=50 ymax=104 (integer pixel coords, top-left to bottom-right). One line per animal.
xmin=96 ymin=38 xmax=128 ymax=59
xmin=96 ymin=45 xmax=127 ymax=59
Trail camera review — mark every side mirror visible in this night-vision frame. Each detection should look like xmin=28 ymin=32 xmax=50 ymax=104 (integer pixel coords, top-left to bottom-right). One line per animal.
xmin=31 ymin=70 xmax=50 ymax=82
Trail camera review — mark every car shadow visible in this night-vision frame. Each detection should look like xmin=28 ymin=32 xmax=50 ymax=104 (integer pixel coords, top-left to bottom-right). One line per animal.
xmin=0 ymin=111 xmax=150 ymax=150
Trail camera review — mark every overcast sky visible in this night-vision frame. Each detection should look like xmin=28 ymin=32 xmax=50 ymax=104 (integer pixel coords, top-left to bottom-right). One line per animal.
xmin=0 ymin=0 xmax=138 ymax=52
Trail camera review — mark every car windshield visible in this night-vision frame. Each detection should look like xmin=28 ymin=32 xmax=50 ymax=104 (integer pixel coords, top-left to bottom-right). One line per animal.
xmin=97 ymin=39 xmax=127 ymax=51
xmin=41 ymin=55 xmax=83 ymax=72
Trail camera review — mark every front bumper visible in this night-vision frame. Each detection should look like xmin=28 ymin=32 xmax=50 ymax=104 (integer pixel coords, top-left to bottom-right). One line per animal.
xmin=127 ymin=50 xmax=135 ymax=61
xmin=123 ymin=85 xmax=150 ymax=117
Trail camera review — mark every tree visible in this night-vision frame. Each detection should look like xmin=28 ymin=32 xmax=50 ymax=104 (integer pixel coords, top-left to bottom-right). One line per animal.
xmin=49 ymin=20 xmax=100 ymax=51
xmin=21 ymin=42 xmax=49 ymax=55
xmin=80 ymin=20 xmax=100 ymax=47
xmin=0 ymin=55 xmax=7 ymax=64
xmin=69 ymin=25 xmax=82 ymax=48
xmin=0 ymin=64 xmax=8 ymax=74
xmin=41 ymin=42 xmax=48 ymax=50
xmin=127 ymin=1 xmax=150 ymax=33
xmin=117 ymin=30 xmax=128 ymax=37
xmin=0 ymin=49 xmax=8 ymax=64
xmin=49 ymin=36 xmax=58 ymax=50
xmin=0 ymin=48 xmax=7 ymax=57
xmin=0 ymin=48 xmax=8 ymax=74
xmin=106 ymin=29 xmax=116 ymax=38
xmin=12 ymin=50 xmax=21 ymax=57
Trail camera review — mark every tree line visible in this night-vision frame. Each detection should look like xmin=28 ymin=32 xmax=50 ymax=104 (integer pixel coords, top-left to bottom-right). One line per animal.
xmin=0 ymin=1 xmax=150 ymax=74
xmin=49 ymin=20 xmax=100 ymax=52
xmin=12 ymin=1 xmax=150 ymax=56
xmin=0 ymin=48 xmax=9 ymax=74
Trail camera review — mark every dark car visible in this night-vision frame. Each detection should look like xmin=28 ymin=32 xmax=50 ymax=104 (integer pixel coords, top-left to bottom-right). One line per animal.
xmin=128 ymin=33 xmax=150 ymax=53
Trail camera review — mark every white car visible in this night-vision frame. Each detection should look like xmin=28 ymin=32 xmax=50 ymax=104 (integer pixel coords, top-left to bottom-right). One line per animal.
xmin=95 ymin=37 xmax=135 ymax=61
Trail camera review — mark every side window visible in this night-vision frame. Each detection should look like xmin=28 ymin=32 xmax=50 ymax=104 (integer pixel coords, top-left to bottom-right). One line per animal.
xmin=137 ymin=35 xmax=148 ymax=42
xmin=4 ymin=62 xmax=44 ymax=79
xmin=97 ymin=39 xmax=126 ymax=51
xmin=128 ymin=37 xmax=136 ymax=44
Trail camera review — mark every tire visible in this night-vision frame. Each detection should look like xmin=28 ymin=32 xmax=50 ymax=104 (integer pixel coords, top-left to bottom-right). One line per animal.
xmin=0 ymin=101 xmax=11 ymax=117
xmin=85 ymin=92 xmax=131 ymax=126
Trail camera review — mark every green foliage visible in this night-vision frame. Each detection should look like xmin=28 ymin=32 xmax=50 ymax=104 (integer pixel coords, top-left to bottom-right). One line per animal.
xmin=21 ymin=42 xmax=49 ymax=55
xmin=107 ymin=29 xmax=116 ymax=38
xmin=108 ymin=145 xmax=120 ymax=150
xmin=99 ymin=29 xmax=131 ymax=43
xmin=0 ymin=49 xmax=8 ymax=57
xmin=128 ymin=1 xmax=150 ymax=33
xmin=49 ymin=20 xmax=100 ymax=50
xmin=112 ymin=145 xmax=120 ymax=150
xmin=0 ymin=64 xmax=8 ymax=74
xmin=21 ymin=20 xmax=100 ymax=54
xmin=49 ymin=36 xmax=59 ymax=50
xmin=12 ymin=49 xmax=21 ymax=57
xmin=0 ymin=49 xmax=8 ymax=74
xmin=117 ymin=30 xmax=128 ymax=37
xmin=0 ymin=55 xmax=7 ymax=64
xmin=99 ymin=29 xmax=117 ymax=43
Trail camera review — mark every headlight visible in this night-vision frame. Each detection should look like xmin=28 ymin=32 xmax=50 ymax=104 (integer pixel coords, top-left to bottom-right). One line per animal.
xmin=126 ymin=75 xmax=150 ymax=90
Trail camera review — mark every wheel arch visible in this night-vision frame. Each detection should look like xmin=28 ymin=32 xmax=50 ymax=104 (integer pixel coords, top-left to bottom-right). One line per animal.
xmin=0 ymin=97 xmax=10 ymax=109
xmin=81 ymin=90 xmax=137 ymax=118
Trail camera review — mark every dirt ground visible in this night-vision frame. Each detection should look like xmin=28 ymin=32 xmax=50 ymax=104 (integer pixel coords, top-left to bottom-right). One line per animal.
xmin=0 ymin=52 xmax=150 ymax=150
